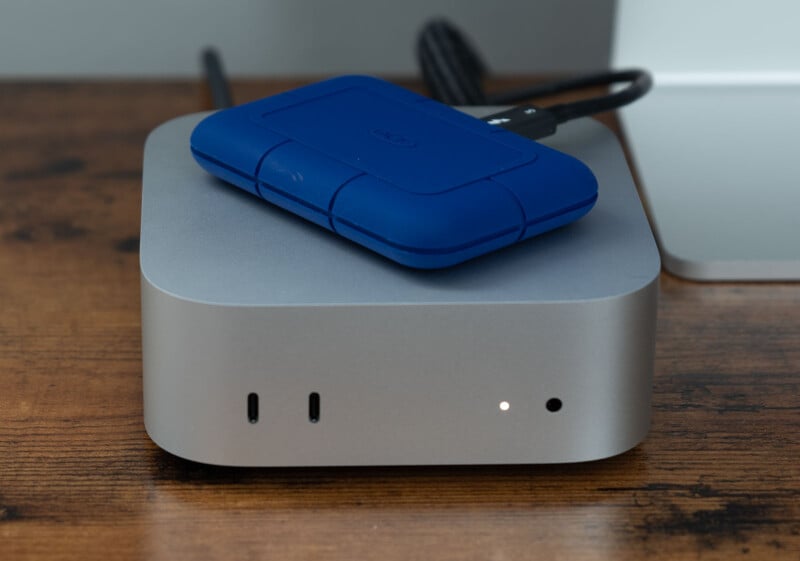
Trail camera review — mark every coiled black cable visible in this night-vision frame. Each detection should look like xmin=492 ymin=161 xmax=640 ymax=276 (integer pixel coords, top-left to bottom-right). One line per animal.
xmin=417 ymin=19 xmax=489 ymax=106
xmin=417 ymin=18 xmax=652 ymax=138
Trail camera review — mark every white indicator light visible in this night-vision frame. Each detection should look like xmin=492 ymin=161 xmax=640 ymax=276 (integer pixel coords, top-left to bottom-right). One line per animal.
xmin=499 ymin=401 xmax=510 ymax=411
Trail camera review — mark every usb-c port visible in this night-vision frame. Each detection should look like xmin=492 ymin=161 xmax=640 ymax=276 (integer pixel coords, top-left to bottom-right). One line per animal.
xmin=247 ymin=393 xmax=259 ymax=423
xmin=309 ymin=392 xmax=320 ymax=423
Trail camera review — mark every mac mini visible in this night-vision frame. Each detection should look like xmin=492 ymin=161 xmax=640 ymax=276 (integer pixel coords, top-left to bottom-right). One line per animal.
xmin=140 ymin=108 xmax=660 ymax=466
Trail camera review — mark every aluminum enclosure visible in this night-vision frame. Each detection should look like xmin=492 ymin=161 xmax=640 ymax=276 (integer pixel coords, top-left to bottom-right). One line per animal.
xmin=140 ymin=110 xmax=660 ymax=466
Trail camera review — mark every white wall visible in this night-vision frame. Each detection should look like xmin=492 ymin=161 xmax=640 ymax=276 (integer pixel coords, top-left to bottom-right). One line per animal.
xmin=0 ymin=0 xmax=614 ymax=77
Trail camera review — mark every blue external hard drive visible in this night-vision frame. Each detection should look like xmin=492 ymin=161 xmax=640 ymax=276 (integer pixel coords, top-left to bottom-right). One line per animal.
xmin=190 ymin=75 xmax=598 ymax=269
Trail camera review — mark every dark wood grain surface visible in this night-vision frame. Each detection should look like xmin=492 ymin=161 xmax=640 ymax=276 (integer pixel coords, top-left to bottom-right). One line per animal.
xmin=0 ymin=80 xmax=798 ymax=560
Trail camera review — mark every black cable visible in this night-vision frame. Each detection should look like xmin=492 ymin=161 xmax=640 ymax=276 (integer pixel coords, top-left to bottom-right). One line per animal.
xmin=487 ymin=69 xmax=651 ymax=110
xmin=202 ymin=47 xmax=234 ymax=109
xmin=480 ymin=69 xmax=652 ymax=139
xmin=416 ymin=18 xmax=652 ymax=139
xmin=417 ymin=19 xmax=488 ymax=105
xmin=535 ymin=69 xmax=652 ymax=123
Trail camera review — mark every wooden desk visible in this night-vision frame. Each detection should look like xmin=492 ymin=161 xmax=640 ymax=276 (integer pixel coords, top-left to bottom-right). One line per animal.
xmin=0 ymin=80 xmax=798 ymax=560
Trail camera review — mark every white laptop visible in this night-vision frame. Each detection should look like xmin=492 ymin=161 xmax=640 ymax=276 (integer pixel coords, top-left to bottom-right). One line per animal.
xmin=612 ymin=0 xmax=800 ymax=280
